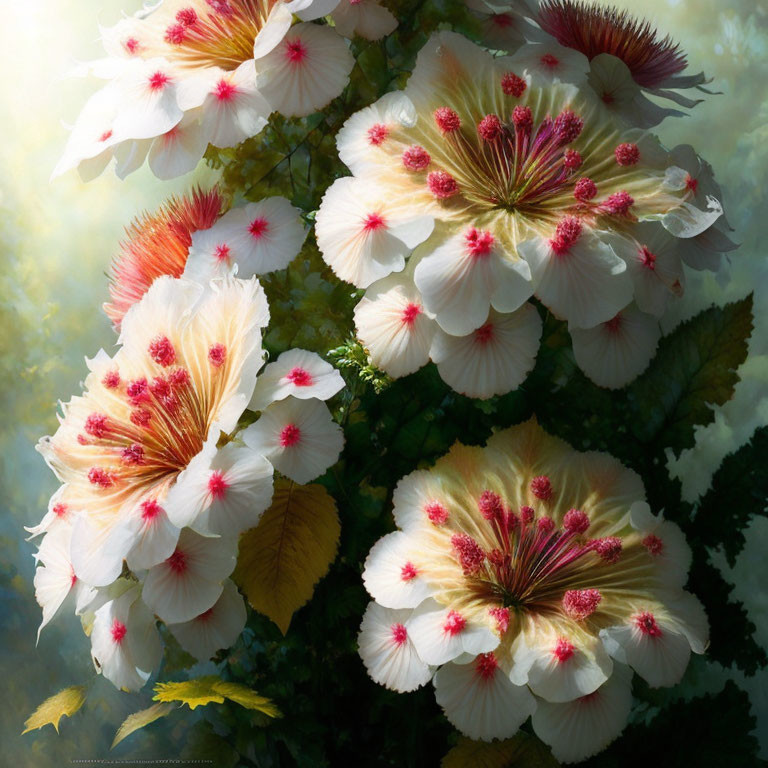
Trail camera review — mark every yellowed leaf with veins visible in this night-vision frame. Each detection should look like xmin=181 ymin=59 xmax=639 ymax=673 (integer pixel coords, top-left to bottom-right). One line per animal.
xmin=442 ymin=734 xmax=560 ymax=768
xmin=22 ymin=685 xmax=87 ymax=735
xmin=111 ymin=702 xmax=175 ymax=749
xmin=152 ymin=676 xmax=280 ymax=717
xmin=234 ymin=479 xmax=341 ymax=634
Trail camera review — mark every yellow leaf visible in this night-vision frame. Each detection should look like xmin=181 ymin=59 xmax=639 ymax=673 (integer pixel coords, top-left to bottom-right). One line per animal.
xmin=211 ymin=682 xmax=281 ymax=718
xmin=152 ymin=677 xmax=279 ymax=717
xmin=111 ymin=702 xmax=175 ymax=749
xmin=234 ymin=479 xmax=340 ymax=634
xmin=153 ymin=677 xmax=225 ymax=710
xmin=442 ymin=734 xmax=560 ymax=768
xmin=22 ymin=685 xmax=87 ymax=735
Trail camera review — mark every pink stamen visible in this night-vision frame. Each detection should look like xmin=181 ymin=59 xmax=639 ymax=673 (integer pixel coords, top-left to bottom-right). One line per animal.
xmin=603 ymin=191 xmax=634 ymax=216
xmin=563 ymin=588 xmax=602 ymax=620
xmin=402 ymin=145 xmax=431 ymax=171
xmin=88 ymin=467 xmax=114 ymax=488
xmin=563 ymin=149 xmax=583 ymax=169
xmin=574 ymin=177 xmax=597 ymax=201
xmin=489 ymin=607 xmax=510 ymax=634
xmin=434 ymin=107 xmax=461 ymax=133
xmin=550 ymin=216 xmax=583 ymax=255
xmin=367 ymin=123 xmax=389 ymax=146
xmin=477 ymin=114 xmax=502 ymax=142
xmin=501 ymin=72 xmax=527 ymax=97
xmin=615 ymin=142 xmax=640 ymax=166
xmin=102 ymin=370 xmax=121 ymax=389
xmin=451 ymin=533 xmax=485 ymax=575
xmin=520 ymin=506 xmax=535 ymax=525
xmin=53 ymin=503 xmax=68 ymax=518
xmin=165 ymin=23 xmax=187 ymax=45
xmin=176 ymin=8 xmax=198 ymax=26
xmin=685 ymin=174 xmax=699 ymax=193
xmin=208 ymin=343 xmax=227 ymax=367
xmin=121 ymin=443 xmax=145 ymax=466
xmin=425 ymin=501 xmax=449 ymax=525
xmin=427 ymin=171 xmax=459 ymax=199
xmin=593 ymin=536 xmax=622 ymax=563
xmin=85 ymin=413 xmax=109 ymax=438
xmin=530 ymin=475 xmax=553 ymax=500
xmin=563 ymin=508 xmax=590 ymax=535
xmin=148 ymin=336 xmax=176 ymax=367
xmin=639 ymin=245 xmax=656 ymax=269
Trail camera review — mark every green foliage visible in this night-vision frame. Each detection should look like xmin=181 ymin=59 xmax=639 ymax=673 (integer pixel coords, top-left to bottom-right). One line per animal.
xmin=443 ymin=733 xmax=559 ymax=767
xmin=628 ymin=295 xmax=754 ymax=453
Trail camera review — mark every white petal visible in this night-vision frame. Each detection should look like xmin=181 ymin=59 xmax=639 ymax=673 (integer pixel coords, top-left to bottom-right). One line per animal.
xmin=358 ymin=602 xmax=432 ymax=692
xmin=570 ymin=305 xmax=660 ymax=389
xmin=332 ymin=0 xmax=398 ymax=41
xmin=255 ymin=23 xmax=354 ymax=118
xmin=430 ymin=305 xmax=541 ymax=399
xmin=336 ymin=90 xmax=416 ymax=176
xmin=354 ymin=275 xmax=437 ymax=378
xmin=629 ymin=502 xmax=692 ymax=588
xmin=141 ymin=528 xmax=237 ymax=624
xmin=520 ymin=232 xmax=633 ymax=329
xmin=532 ymin=663 xmax=633 ymax=763
xmin=434 ymin=655 xmax=536 ymax=741
xmin=362 ymin=531 xmax=435 ymax=609
xmin=167 ymin=580 xmax=247 ymax=662
xmin=249 ymin=348 xmax=345 ymax=411
xmin=316 ymin=176 xmax=433 ymax=288
xmin=414 ymin=230 xmax=533 ymax=336
xmin=241 ymin=397 xmax=344 ymax=484
xmin=148 ymin=113 xmax=208 ymax=180
xmin=408 ymin=599 xmax=498 ymax=666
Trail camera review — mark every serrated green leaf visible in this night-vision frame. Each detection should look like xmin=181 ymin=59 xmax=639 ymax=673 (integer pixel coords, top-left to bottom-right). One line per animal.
xmin=628 ymin=295 xmax=753 ymax=452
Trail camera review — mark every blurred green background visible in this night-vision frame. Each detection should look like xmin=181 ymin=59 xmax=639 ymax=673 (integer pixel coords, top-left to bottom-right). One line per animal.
xmin=1 ymin=0 xmax=766 ymax=764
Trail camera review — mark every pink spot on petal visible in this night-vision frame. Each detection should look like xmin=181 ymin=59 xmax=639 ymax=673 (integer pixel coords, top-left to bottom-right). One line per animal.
xmin=279 ymin=424 xmax=301 ymax=447
xmin=400 ymin=561 xmax=418 ymax=581
xmin=639 ymin=245 xmax=657 ymax=269
xmin=53 ymin=503 xmax=68 ymax=518
xmin=541 ymin=53 xmax=560 ymax=68
xmin=208 ymin=470 xmax=229 ymax=500
xmin=284 ymin=39 xmax=307 ymax=64
xmin=643 ymin=533 xmax=664 ymax=556
xmin=391 ymin=622 xmax=408 ymax=646
xmin=214 ymin=243 xmax=231 ymax=262
xmin=249 ymin=217 xmax=269 ymax=239
xmin=553 ymin=637 xmax=575 ymax=662
xmin=214 ymin=78 xmax=238 ymax=101
xmin=166 ymin=548 xmax=187 ymax=574
xmin=635 ymin=611 xmax=662 ymax=637
xmin=286 ymin=367 xmax=314 ymax=386
xmin=111 ymin=619 xmax=127 ymax=644
xmin=443 ymin=610 xmax=466 ymax=636
xmin=489 ymin=607 xmax=510 ymax=634
xmin=465 ymin=227 xmax=494 ymax=257
xmin=401 ymin=303 xmax=422 ymax=326
xmin=475 ymin=651 xmax=498 ymax=680
xmin=148 ymin=71 xmax=171 ymax=90
xmin=362 ymin=213 xmax=386 ymax=232
xmin=141 ymin=499 xmax=162 ymax=521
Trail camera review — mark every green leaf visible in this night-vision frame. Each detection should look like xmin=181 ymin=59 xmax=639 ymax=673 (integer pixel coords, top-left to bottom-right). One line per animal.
xmin=234 ymin=480 xmax=341 ymax=634
xmin=628 ymin=295 xmax=753 ymax=452
xmin=443 ymin=733 xmax=559 ymax=767
xmin=111 ymin=702 xmax=175 ymax=749
xmin=694 ymin=426 xmax=768 ymax=564
xmin=22 ymin=685 xmax=87 ymax=734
